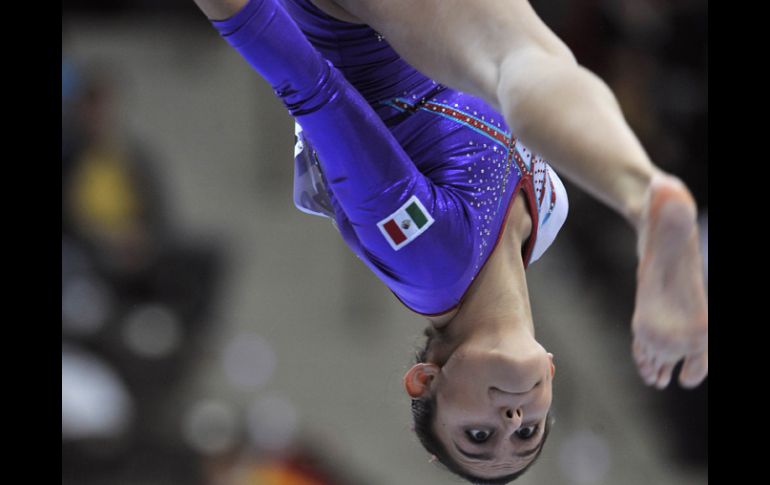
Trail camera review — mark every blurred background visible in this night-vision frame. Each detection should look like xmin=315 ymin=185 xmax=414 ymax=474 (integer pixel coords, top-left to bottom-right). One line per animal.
xmin=61 ymin=0 xmax=707 ymax=484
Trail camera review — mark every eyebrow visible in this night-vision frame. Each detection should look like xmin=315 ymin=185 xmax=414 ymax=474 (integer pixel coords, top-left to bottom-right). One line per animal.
xmin=453 ymin=443 xmax=493 ymax=461
xmin=453 ymin=438 xmax=542 ymax=462
xmin=515 ymin=444 xmax=542 ymax=458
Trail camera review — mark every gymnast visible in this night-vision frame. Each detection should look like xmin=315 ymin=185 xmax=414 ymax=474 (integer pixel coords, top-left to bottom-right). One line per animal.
xmin=190 ymin=0 xmax=708 ymax=482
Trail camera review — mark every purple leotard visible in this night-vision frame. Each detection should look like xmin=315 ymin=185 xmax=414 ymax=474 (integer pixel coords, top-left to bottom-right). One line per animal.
xmin=211 ymin=0 xmax=568 ymax=316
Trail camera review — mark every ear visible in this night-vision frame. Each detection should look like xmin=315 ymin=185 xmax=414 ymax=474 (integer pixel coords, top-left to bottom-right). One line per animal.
xmin=403 ymin=363 xmax=440 ymax=399
xmin=548 ymin=352 xmax=555 ymax=378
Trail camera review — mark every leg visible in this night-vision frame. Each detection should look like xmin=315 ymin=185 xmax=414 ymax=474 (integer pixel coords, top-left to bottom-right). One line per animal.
xmin=325 ymin=0 xmax=707 ymax=386
xmin=324 ymin=0 xmax=656 ymax=228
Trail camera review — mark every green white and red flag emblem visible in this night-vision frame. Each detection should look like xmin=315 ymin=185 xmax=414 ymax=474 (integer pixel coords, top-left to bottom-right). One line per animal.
xmin=377 ymin=195 xmax=435 ymax=251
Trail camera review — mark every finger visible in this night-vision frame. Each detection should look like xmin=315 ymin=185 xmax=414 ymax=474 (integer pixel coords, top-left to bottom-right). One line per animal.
xmin=655 ymin=362 xmax=676 ymax=390
xmin=679 ymin=350 xmax=708 ymax=389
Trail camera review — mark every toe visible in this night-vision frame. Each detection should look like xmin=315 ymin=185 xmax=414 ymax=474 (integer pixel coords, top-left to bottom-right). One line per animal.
xmin=632 ymin=339 xmax=646 ymax=365
xmin=644 ymin=367 xmax=660 ymax=386
xmin=679 ymin=350 xmax=708 ymax=388
xmin=633 ymin=341 xmax=661 ymax=386
xmin=655 ymin=362 xmax=676 ymax=390
xmin=641 ymin=358 xmax=661 ymax=386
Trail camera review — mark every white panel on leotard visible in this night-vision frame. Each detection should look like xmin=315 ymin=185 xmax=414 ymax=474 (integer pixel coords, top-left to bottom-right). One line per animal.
xmin=292 ymin=122 xmax=335 ymax=219
xmin=528 ymin=165 xmax=569 ymax=265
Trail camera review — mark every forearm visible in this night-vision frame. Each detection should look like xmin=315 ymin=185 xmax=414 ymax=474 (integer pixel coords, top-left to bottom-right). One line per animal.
xmin=497 ymin=49 xmax=664 ymax=231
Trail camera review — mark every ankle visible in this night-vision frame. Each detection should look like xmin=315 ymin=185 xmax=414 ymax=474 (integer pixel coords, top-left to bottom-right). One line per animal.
xmin=622 ymin=168 xmax=661 ymax=232
xmin=636 ymin=172 xmax=697 ymax=237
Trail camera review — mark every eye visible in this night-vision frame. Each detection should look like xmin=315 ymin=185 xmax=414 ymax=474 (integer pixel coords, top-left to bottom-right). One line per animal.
xmin=466 ymin=429 xmax=494 ymax=443
xmin=515 ymin=425 xmax=538 ymax=440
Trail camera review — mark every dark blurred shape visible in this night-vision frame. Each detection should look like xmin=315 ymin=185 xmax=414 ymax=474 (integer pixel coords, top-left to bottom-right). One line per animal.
xmin=62 ymin=57 xmax=224 ymax=485
xmin=62 ymin=61 xmax=167 ymax=274
xmin=201 ymin=441 xmax=367 ymax=485
xmin=532 ymin=0 xmax=707 ymax=468
xmin=63 ymin=0 xmax=195 ymax=14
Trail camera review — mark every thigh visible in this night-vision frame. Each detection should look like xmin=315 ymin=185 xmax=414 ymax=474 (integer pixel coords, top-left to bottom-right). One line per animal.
xmin=327 ymin=0 xmax=575 ymax=104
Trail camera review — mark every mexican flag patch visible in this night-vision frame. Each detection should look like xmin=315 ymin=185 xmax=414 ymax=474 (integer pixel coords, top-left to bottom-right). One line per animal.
xmin=377 ymin=195 xmax=435 ymax=251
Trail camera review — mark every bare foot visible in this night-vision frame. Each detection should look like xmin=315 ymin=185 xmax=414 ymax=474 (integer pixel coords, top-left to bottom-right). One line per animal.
xmin=631 ymin=173 xmax=708 ymax=389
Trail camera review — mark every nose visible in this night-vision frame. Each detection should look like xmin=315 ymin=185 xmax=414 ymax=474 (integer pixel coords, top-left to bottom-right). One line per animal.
xmin=503 ymin=407 xmax=523 ymax=430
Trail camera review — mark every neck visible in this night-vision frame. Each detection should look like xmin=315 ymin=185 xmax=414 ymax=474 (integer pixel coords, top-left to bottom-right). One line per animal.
xmin=427 ymin=192 xmax=534 ymax=363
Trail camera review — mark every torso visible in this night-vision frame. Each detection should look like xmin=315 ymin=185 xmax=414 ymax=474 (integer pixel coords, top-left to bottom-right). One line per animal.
xmin=299 ymin=0 xmax=534 ymax=322
xmin=427 ymin=190 xmax=532 ymax=325
xmin=307 ymin=0 xmax=362 ymax=23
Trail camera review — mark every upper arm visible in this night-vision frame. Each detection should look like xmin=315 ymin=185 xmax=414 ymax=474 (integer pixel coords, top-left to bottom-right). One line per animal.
xmin=328 ymin=0 xmax=575 ymax=107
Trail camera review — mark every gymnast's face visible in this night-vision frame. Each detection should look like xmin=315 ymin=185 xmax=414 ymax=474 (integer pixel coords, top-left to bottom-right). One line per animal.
xmin=411 ymin=343 xmax=555 ymax=477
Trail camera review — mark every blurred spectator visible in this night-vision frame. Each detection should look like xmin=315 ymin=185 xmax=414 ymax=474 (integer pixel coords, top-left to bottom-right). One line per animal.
xmin=62 ymin=61 xmax=168 ymax=277
xmin=62 ymin=58 xmax=223 ymax=485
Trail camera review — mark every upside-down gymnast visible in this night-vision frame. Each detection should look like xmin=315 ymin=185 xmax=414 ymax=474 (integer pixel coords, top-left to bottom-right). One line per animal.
xmin=190 ymin=0 xmax=708 ymax=482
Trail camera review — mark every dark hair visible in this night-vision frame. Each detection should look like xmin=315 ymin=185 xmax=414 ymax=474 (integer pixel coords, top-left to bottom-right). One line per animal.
xmin=410 ymin=326 xmax=553 ymax=484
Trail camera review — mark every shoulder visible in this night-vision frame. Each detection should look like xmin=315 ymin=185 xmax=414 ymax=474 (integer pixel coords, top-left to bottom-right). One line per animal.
xmin=305 ymin=0 xmax=364 ymax=23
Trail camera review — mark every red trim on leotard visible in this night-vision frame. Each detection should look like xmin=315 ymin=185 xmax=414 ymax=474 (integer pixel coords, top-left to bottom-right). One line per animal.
xmin=381 ymin=97 xmax=539 ymax=317
xmin=392 ymin=174 xmax=539 ymax=317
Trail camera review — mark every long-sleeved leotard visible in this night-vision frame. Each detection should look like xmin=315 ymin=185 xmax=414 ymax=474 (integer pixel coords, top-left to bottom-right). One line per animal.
xmin=211 ymin=0 xmax=568 ymax=316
